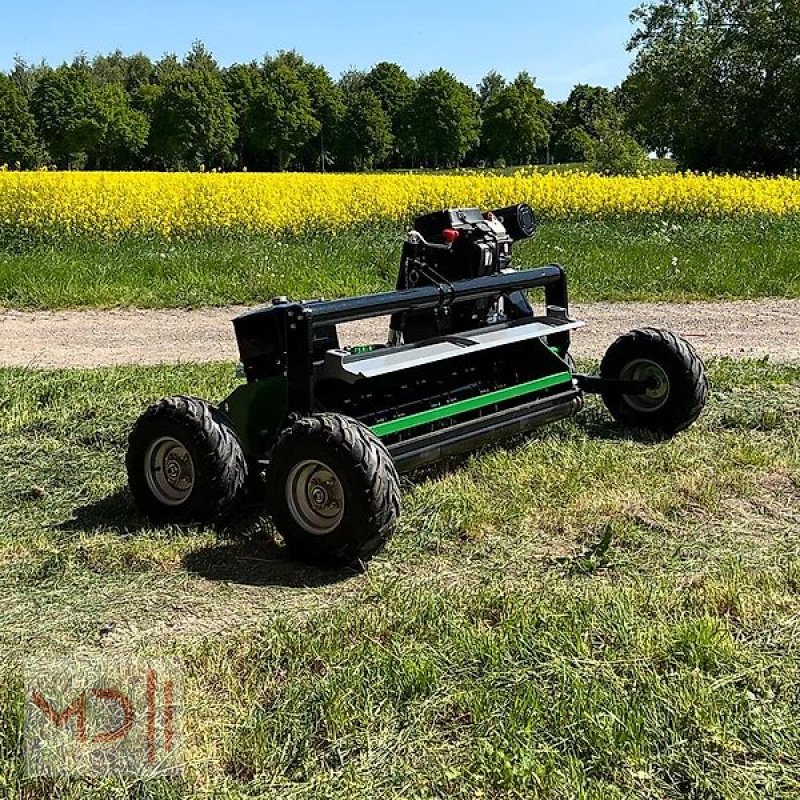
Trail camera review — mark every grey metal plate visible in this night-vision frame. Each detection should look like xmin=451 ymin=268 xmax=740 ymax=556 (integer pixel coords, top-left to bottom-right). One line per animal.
xmin=321 ymin=317 xmax=586 ymax=382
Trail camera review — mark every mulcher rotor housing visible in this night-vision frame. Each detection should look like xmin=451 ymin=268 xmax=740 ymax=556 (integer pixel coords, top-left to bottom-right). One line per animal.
xmin=127 ymin=204 xmax=709 ymax=565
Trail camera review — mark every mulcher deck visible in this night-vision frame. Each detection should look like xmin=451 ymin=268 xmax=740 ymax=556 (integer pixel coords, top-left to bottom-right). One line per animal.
xmin=372 ymin=371 xmax=574 ymax=437
xmin=384 ymin=384 xmax=583 ymax=470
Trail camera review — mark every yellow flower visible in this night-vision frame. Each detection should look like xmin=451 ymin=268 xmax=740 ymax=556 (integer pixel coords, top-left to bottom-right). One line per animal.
xmin=0 ymin=171 xmax=797 ymax=241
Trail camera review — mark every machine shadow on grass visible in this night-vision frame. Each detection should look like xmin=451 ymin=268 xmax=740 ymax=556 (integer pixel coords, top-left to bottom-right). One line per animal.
xmin=57 ymin=490 xmax=355 ymax=588
xmin=183 ymin=507 xmax=358 ymax=588
xmin=57 ymin=488 xmax=267 ymax=540
xmin=56 ymin=487 xmax=155 ymax=536
xmin=577 ymin=409 xmax=674 ymax=443
xmin=181 ymin=537 xmax=357 ymax=589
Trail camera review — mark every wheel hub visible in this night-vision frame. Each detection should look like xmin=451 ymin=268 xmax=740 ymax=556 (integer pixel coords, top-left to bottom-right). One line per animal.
xmin=145 ymin=437 xmax=195 ymax=506
xmin=621 ymin=359 xmax=671 ymax=412
xmin=286 ymin=460 xmax=345 ymax=536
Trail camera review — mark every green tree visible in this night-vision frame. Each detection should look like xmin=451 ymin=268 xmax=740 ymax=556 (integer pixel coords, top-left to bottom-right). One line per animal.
xmin=480 ymin=72 xmax=551 ymax=165
xmin=364 ymin=62 xmax=415 ymax=124
xmin=96 ymin=83 xmax=148 ymax=168
xmin=154 ymin=54 xmax=182 ymax=82
xmin=271 ymin=52 xmax=344 ymax=171
xmin=92 ymin=51 xmax=155 ymax=93
xmin=9 ymin=57 xmax=46 ymax=100
xmin=302 ymin=63 xmax=344 ymax=170
xmin=222 ymin=62 xmax=263 ymax=167
xmin=411 ymin=69 xmax=480 ymax=167
xmin=624 ymin=0 xmax=800 ymax=172
xmin=478 ymin=70 xmax=506 ymax=108
xmin=148 ymin=66 xmax=236 ymax=169
xmin=30 ymin=64 xmax=148 ymax=169
xmin=0 ymin=73 xmax=43 ymax=167
xmin=551 ymin=84 xmax=623 ymax=163
xmin=183 ymin=41 xmax=219 ymax=73
xmin=241 ymin=59 xmax=319 ymax=170
xmin=364 ymin=62 xmax=415 ymax=165
xmin=223 ymin=62 xmax=262 ymax=124
xmin=561 ymin=84 xmax=620 ymax=137
xmin=551 ymin=125 xmax=596 ymax=163
xmin=334 ymin=88 xmax=392 ymax=170
xmin=30 ymin=65 xmax=103 ymax=168
xmin=337 ymin=69 xmax=367 ymax=95
xmin=590 ymin=123 xmax=649 ymax=174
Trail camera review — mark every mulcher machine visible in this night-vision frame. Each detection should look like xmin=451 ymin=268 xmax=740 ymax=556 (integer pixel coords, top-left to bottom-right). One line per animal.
xmin=127 ymin=204 xmax=708 ymax=565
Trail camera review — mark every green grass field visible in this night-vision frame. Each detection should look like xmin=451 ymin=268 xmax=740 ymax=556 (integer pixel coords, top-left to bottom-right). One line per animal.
xmin=1 ymin=216 xmax=798 ymax=309
xmin=1 ymin=359 xmax=799 ymax=797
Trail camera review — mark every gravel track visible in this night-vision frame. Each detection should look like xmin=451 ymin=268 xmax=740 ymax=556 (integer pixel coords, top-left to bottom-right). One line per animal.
xmin=1 ymin=300 xmax=797 ymax=368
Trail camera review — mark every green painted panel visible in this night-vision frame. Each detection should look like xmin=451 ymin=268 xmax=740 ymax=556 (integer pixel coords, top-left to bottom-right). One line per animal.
xmin=221 ymin=377 xmax=289 ymax=455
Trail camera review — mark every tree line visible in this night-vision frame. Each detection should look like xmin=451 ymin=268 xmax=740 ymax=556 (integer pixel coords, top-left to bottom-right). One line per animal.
xmin=0 ymin=43 xmax=642 ymax=173
xmin=623 ymin=0 xmax=800 ymax=174
xmin=2 ymin=0 xmax=798 ymax=174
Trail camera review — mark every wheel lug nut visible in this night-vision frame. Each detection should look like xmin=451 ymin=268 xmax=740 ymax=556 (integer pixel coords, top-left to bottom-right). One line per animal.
xmin=311 ymin=487 xmax=327 ymax=505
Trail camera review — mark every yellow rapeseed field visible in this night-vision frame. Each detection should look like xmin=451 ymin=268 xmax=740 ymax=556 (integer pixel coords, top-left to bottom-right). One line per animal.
xmin=1 ymin=170 xmax=799 ymax=239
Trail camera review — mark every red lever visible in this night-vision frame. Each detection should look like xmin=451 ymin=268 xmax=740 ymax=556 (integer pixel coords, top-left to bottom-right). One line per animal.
xmin=442 ymin=228 xmax=460 ymax=244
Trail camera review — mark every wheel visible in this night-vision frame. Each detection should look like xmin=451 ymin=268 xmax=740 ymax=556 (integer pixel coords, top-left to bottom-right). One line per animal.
xmin=126 ymin=396 xmax=248 ymax=521
xmin=266 ymin=413 xmax=401 ymax=566
xmin=599 ymin=328 xmax=708 ymax=435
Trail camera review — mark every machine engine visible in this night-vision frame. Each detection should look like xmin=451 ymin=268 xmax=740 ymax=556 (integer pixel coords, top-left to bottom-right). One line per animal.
xmin=389 ymin=203 xmax=538 ymax=343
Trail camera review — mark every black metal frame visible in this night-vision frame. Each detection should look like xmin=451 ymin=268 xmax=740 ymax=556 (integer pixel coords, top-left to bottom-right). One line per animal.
xmin=306 ymin=265 xmax=568 ymax=325
xmin=230 ymin=257 xmax=663 ymax=472
xmin=256 ymin=265 xmax=573 ymax=417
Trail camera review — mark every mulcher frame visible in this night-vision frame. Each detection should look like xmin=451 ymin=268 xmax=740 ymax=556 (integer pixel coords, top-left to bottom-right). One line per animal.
xmin=221 ymin=264 xmax=637 ymax=472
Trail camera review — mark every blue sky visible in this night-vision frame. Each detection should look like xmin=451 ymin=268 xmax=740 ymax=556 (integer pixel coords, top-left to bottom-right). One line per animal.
xmin=2 ymin=0 xmax=638 ymax=100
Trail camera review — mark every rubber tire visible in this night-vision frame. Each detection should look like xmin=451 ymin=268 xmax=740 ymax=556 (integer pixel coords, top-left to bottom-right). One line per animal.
xmin=600 ymin=328 xmax=708 ymax=435
xmin=127 ymin=395 xmax=248 ymax=522
xmin=266 ymin=413 xmax=401 ymax=566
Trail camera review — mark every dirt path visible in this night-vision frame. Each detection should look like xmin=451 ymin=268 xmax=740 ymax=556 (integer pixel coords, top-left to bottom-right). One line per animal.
xmin=1 ymin=300 xmax=797 ymax=368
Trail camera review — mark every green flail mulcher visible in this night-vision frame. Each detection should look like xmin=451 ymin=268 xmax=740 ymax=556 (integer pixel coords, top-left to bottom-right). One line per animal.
xmin=127 ymin=204 xmax=708 ymax=565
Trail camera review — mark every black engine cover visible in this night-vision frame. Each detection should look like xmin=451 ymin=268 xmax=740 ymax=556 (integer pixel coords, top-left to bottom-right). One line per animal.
xmin=391 ymin=205 xmax=536 ymax=343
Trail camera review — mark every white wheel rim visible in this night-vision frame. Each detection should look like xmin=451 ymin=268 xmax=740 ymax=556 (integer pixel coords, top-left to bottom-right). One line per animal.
xmin=144 ymin=436 xmax=195 ymax=506
xmin=286 ymin=459 xmax=345 ymax=535
xmin=621 ymin=359 xmax=671 ymax=413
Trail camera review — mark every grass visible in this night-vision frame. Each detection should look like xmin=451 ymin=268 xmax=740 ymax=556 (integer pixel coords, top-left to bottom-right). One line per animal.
xmin=0 ymin=358 xmax=799 ymax=797
xmin=1 ymin=216 xmax=798 ymax=309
